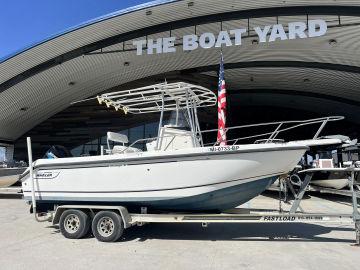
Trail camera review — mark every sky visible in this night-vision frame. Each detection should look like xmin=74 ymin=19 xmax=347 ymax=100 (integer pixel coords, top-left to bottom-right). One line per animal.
xmin=0 ymin=0 xmax=149 ymax=59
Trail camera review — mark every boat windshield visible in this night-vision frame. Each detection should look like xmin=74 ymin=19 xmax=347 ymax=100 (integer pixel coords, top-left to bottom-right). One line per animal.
xmin=164 ymin=108 xmax=191 ymax=130
xmin=318 ymin=150 xmax=333 ymax=159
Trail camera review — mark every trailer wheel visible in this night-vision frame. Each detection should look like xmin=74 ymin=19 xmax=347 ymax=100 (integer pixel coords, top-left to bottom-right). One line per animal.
xmin=92 ymin=211 xmax=124 ymax=242
xmin=59 ymin=209 xmax=90 ymax=239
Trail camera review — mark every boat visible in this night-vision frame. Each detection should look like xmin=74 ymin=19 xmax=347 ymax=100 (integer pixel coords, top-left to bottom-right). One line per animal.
xmin=295 ymin=136 xmax=359 ymax=190
xmin=311 ymin=172 xmax=350 ymax=189
xmin=0 ymin=162 xmax=26 ymax=188
xmin=20 ymin=82 xmax=342 ymax=213
xmin=264 ymin=138 xmax=349 ymax=190
xmin=0 ymin=168 xmax=25 ymax=188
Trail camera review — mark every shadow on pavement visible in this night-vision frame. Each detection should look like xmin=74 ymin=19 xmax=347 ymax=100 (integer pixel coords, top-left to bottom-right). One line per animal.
xmin=308 ymin=192 xmax=358 ymax=206
xmin=261 ymin=190 xmax=311 ymax=200
xmin=120 ymin=222 xmax=354 ymax=243
xmin=0 ymin=194 xmax=22 ymax=199
xmin=46 ymin=220 xmax=355 ymax=243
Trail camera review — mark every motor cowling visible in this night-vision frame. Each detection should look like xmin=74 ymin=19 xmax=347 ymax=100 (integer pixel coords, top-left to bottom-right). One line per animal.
xmin=44 ymin=145 xmax=72 ymax=159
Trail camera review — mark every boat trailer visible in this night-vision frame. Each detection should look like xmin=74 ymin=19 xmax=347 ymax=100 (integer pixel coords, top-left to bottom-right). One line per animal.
xmin=42 ymin=172 xmax=360 ymax=244
xmin=48 ymin=195 xmax=359 ymax=244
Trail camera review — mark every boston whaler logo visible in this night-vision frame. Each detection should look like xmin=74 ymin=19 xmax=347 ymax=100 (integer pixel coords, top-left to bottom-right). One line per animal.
xmin=36 ymin=171 xmax=60 ymax=179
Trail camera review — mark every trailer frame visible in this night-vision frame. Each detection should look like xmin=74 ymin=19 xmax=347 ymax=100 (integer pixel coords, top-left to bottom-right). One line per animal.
xmin=49 ymin=203 xmax=360 ymax=244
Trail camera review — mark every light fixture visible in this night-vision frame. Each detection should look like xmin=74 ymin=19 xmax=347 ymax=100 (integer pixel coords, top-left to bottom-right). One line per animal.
xmin=145 ymin=10 xmax=152 ymax=16
xmin=68 ymin=81 xmax=75 ymax=86
xmin=251 ymin=39 xmax=259 ymax=45
xmin=250 ymin=76 xmax=254 ymax=82
xmin=187 ymin=1 xmax=194 ymax=7
xmin=20 ymin=107 xmax=29 ymax=112
xmin=303 ymin=78 xmax=310 ymax=82
xmin=124 ymin=61 xmax=130 ymax=66
xmin=329 ymin=39 xmax=337 ymax=45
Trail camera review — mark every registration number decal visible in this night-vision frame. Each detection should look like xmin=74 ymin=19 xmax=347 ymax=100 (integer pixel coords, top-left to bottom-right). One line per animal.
xmin=209 ymin=146 xmax=241 ymax=152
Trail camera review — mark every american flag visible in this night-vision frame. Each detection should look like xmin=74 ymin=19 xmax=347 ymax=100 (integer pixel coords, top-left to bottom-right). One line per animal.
xmin=217 ymin=53 xmax=227 ymax=146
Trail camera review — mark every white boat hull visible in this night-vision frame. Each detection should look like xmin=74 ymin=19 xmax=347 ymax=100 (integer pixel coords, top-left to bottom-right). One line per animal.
xmin=311 ymin=179 xmax=349 ymax=190
xmin=0 ymin=168 xmax=25 ymax=188
xmin=310 ymin=170 xmax=350 ymax=190
xmin=21 ymin=144 xmax=306 ymax=211
xmin=0 ymin=175 xmax=19 ymax=188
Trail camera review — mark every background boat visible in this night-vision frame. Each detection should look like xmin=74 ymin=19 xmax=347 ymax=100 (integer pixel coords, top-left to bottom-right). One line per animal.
xmin=0 ymin=167 xmax=26 ymax=188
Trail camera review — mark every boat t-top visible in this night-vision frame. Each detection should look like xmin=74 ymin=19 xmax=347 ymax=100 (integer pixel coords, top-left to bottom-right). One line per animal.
xmin=21 ymin=82 xmax=342 ymax=213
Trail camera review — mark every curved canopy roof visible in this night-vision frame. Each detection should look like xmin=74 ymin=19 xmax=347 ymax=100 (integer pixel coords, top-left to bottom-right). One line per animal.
xmin=1 ymin=0 xmax=360 ymax=141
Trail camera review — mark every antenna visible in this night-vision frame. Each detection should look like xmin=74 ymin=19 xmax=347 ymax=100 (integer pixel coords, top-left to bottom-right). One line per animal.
xmin=70 ymin=96 xmax=98 ymax=105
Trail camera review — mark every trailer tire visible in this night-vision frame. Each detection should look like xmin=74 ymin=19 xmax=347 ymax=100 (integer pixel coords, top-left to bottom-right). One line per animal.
xmin=59 ymin=209 xmax=90 ymax=239
xmin=92 ymin=211 xmax=124 ymax=242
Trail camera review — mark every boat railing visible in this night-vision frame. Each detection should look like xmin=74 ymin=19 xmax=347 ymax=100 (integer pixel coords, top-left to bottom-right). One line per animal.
xmin=206 ymin=115 xmax=344 ymax=146
xmin=114 ymin=116 xmax=344 ymax=153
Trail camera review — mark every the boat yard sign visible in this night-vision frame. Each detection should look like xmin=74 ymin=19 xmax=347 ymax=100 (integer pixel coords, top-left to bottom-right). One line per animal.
xmin=133 ymin=19 xmax=327 ymax=56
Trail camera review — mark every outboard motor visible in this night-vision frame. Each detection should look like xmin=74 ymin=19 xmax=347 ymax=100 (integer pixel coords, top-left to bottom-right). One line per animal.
xmin=44 ymin=145 xmax=72 ymax=159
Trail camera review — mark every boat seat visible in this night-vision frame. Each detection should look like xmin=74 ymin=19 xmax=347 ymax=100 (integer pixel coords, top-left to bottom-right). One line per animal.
xmin=107 ymin=132 xmax=129 ymax=144
xmin=106 ymin=131 xmax=142 ymax=154
xmin=318 ymin=159 xmax=334 ymax=168
xmin=112 ymin=145 xmax=142 ymax=154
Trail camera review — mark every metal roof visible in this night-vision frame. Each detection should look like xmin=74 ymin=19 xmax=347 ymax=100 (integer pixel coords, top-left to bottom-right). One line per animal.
xmin=2 ymin=0 xmax=360 ymax=141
